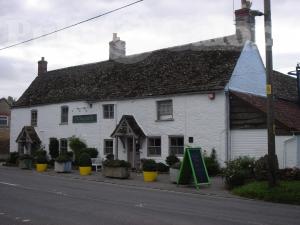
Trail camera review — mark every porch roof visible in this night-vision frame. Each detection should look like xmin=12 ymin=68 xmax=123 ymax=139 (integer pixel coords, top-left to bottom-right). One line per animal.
xmin=16 ymin=126 xmax=41 ymax=144
xmin=111 ymin=115 xmax=145 ymax=138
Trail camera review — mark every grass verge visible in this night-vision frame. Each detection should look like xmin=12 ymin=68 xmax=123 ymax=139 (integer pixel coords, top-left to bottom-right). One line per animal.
xmin=232 ymin=181 xmax=300 ymax=205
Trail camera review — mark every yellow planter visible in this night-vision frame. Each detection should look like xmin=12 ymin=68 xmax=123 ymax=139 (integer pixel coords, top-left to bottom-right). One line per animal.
xmin=79 ymin=166 xmax=92 ymax=176
xmin=143 ymin=171 xmax=158 ymax=182
xmin=36 ymin=164 xmax=47 ymax=172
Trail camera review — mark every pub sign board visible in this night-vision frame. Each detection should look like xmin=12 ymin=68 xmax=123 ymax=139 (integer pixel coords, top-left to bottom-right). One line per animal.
xmin=73 ymin=114 xmax=97 ymax=123
xmin=177 ymin=148 xmax=210 ymax=190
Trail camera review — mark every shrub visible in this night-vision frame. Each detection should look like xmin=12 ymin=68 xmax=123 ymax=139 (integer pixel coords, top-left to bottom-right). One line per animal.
xmin=49 ymin=138 xmax=59 ymax=160
xmin=81 ymin=148 xmax=98 ymax=158
xmin=103 ymin=159 xmax=131 ymax=168
xmin=19 ymin=154 xmax=33 ymax=160
xmin=36 ymin=150 xmax=48 ymax=164
xmin=66 ymin=151 xmax=73 ymax=159
xmin=55 ymin=154 xmax=72 ymax=163
xmin=279 ymin=168 xmax=300 ymax=181
xmin=254 ymin=154 xmax=279 ymax=181
xmin=79 ymin=153 xmax=91 ymax=167
xmin=142 ymin=159 xmax=157 ymax=172
xmin=69 ymin=136 xmax=87 ymax=164
xmin=6 ymin=152 xmax=19 ymax=165
xmin=106 ymin=153 xmax=114 ymax=161
xmin=165 ymin=154 xmax=180 ymax=167
xmin=171 ymin=161 xmax=181 ymax=169
xmin=204 ymin=149 xmax=220 ymax=177
xmin=156 ymin=162 xmax=169 ymax=173
xmin=223 ymin=156 xmax=255 ymax=189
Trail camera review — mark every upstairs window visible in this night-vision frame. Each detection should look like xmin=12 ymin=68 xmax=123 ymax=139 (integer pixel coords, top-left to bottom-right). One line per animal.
xmin=157 ymin=100 xmax=173 ymax=121
xmin=147 ymin=137 xmax=161 ymax=156
xmin=104 ymin=139 xmax=113 ymax=155
xmin=31 ymin=110 xmax=37 ymax=127
xmin=103 ymin=104 xmax=114 ymax=119
xmin=60 ymin=138 xmax=68 ymax=154
xmin=169 ymin=136 xmax=184 ymax=156
xmin=61 ymin=106 xmax=69 ymax=124
xmin=0 ymin=116 xmax=8 ymax=127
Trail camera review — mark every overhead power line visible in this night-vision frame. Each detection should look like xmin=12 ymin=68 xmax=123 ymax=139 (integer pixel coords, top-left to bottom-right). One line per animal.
xmin=0 ymin=0 xmax=143 ymax=51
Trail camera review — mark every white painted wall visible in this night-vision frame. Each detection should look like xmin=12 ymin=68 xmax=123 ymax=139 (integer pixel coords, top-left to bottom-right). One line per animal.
xmin=227 ymin=41 xmax=266 ymax=97
xmin=10 ymin=92 xmax=227 ymax=164
xmin=231 ymin=129 xmax=300 ymax=168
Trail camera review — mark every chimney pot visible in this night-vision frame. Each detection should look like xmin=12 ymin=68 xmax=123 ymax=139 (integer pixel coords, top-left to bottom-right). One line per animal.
xmin=109 ymin=33 xmax=126 ymax=60
xmin=38 ymin=57 xmax=47 ymax=75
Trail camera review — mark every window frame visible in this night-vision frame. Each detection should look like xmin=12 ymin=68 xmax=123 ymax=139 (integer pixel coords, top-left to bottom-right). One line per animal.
xmin=104 ymin=139 xmax=114 ymax=155
xmin=31 ymin=110 xmax=38 ymax=127
xmin=103 ymin=104 xmax=114 ymax=119
xmin=156 ymin=100 xmax=173 ymax=121
xmin=169 ymin=136 xmax=184 ymax=156
xmin=147 ymin=136 xmax=162 ymax=157
xmin=0 ymin=115 xmax=8 ymax=127
xmin=60 ymin=106 xmax=69 ymax=124
xmin=60 ymin=138 xmax=68 ymax=154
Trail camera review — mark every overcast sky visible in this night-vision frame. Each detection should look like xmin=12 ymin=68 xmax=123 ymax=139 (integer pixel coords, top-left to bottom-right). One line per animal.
xmin=0 ymin=0 xmax=299 ymax=99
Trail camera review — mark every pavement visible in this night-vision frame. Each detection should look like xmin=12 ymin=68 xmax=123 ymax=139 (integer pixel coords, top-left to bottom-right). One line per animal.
xmin=1 ymin=166 xmax=300 ymax=225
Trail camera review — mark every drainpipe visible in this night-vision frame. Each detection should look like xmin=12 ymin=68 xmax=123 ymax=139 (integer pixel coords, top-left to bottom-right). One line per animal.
xmin=225 ymin=91 xmax=231 ymax=162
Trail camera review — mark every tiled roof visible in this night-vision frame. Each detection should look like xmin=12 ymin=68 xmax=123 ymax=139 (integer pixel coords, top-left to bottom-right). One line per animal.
xmin=273 ymin=71 xmax=298 ymax=103
xmin=231 ymin=91 xmax=300 ymax=132
xmin=14 ymin=44 xmax=242 ymax=107
xmin=16 ymin=126 xmax=41 ymax=144
xmin=111 ymin=115 xmax=145 ymax=138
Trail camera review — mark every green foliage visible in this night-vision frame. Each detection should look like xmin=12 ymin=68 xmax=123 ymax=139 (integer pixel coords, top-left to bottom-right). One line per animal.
xmin=35 ymin=150 xmax=48 ymax=164
xmin=103 ymin=159 xmax=131 ymax=168
xmin=49 ymin=138 xmax=59 ymax=160
xmin=79 ymin=152 xmax=91 ymax=167
xmin=69 ymin=136 xmax=87 ymax=165
xmin=204 ymin=149 xmax=220 ymax=177
xmin=19 ymin=154 xmax=33 ymax=160
xmin=6 ymin=152 xmax=19 ymax=165
xmin=156 ymin=162 xmax=169 ymax=173
xmin=142 ymin=159 xmax=157 ymax=172
xmin=223 ymin=156 xmax=255 ymax=189
xmin=171 ymin=161 xmax=181 ymax=169
xmin=165 ymin=154 xmax=180 ymax=167
xmin=106 ymin=153 xmax=114 ymax=161
xmin=279 ymin=168 xmax=300 ymax=181
xmin=80 ymin=148 xmax=98 ymax=158
xmin=254 ymin=155 xmax=269 ymax=181
xmin=55 ymin=154 xmax=72 ymax=163
xmin=233 ymin=181 xmax=300 ymax=205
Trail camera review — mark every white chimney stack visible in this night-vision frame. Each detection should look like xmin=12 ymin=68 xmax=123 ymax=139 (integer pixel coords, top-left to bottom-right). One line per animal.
xmin=109 ymin=33 xmax=126 ymax=60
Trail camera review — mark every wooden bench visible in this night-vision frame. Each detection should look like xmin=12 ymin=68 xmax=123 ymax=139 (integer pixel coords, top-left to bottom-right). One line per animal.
xmin=91 ymin=158 xmax=102 ymax=172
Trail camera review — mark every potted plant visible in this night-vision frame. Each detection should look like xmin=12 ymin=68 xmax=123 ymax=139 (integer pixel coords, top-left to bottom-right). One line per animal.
xmin=166 ymin=154 xmax=180 ymax=183
xmin=55 ymin=153 xmax=72 ymax=173
xmin=169 ymin=162 xmax=181 ymax=183
xmin=36 ymin=150 xmax=48 ymax=172
xmin=19 ymin=154 xmax=33 ymax=169
xmin=142 ymin=159 xmax=158 ymax=182
xmin=79 ymin=152 xmax=92 ymax=176
xmin=103 ymin=159 xmax=131 ymax=179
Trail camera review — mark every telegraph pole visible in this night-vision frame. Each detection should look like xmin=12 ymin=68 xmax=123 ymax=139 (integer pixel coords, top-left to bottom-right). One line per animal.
xmin=264 ymin=0 xmax=277 ymax=187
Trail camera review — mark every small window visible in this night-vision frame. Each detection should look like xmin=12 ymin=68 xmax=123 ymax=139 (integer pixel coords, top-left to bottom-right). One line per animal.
xmin=147 ymin=137 xmax=161 ymax=156
xmin=0 ymin=116 xmax=8 ymax=127
xmin=103 ymin=104 xmax=114 ymax=119
xmin=104 ymin=139 xmax=114 ymax=155
xmin=61 ymin=106 xmax=69 ymax=124
xmin=60 ymin=139 xmax=68 ymax=154
xmin=169 ymin=136 xmax=184 ymax=156
xmin=31 ymin=110 xmax=37 ymax=127
xmin=157 ymin=100 xmax=173 ymax=121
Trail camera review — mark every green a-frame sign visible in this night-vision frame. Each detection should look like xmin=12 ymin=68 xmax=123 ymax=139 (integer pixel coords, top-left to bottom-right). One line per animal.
xmin=177 ymin=148 xmax=210 ymax=190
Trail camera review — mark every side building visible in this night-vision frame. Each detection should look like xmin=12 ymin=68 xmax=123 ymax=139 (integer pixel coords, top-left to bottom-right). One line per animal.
xmin=0 ymin=98 xmax=11 ymax=160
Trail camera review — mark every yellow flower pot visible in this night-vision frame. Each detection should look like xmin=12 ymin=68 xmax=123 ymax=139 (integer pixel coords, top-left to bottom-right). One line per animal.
xmin=143 ymin=171 xmax=158 ymax=182
xmin=79 ymin=166 xmax=92 ymax=176
xmin=36 ymin=164 xmax=47 ymax=172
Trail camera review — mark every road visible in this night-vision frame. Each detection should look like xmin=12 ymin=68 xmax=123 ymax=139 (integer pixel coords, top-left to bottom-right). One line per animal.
xmin=0 ymin=167 xmax=299 ymax=225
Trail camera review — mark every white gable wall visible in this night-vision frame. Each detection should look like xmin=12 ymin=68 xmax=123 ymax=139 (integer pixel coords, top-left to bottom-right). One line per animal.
xmin=227 ymin=41 xmax=266 ymax=96
xmin=10 ymin=92 xmax=228 ymax=164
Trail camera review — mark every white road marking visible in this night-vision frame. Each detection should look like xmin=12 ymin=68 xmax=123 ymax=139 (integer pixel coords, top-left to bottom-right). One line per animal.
xmin=135 ymin=203 xmax=145 ymax=208
xmin=0 ymin=212 xmax=5 ymax=215
xmin=22 ymin=219 xmax=31 ymax=222
xmin=0 ymin=181 xmax=18 ymax=186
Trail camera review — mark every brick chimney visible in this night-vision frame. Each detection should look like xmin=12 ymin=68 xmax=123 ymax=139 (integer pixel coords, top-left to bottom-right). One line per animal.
xmin=38 ymin=57 xmax=47 ymax=75
xmin=109 ymin=33 xmax=126 ymax=60
xmin=235 ymin=0 xmax=263 ymax=43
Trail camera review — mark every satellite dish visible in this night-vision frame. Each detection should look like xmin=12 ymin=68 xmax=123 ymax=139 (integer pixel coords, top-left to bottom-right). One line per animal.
xmin=241 ymin=0 xmax=252 ymax=9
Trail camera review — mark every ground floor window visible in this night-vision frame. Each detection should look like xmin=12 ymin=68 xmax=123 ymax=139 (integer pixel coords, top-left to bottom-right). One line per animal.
xmin=147 ymin=137 xmax=161 ymax=156
xmin=169 ymin=136 xmax=184 ymax=156
xmin=104 ymin=139 xmax=113 ymax=155
xmin=60 ymin=139 xmax=68 ymax=154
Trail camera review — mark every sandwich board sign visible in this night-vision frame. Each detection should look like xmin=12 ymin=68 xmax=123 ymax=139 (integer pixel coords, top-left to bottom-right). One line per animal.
xmin=177 ymin=148 xmax=210 ymax=190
